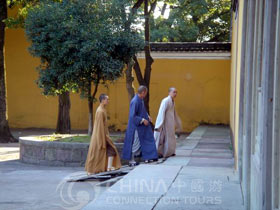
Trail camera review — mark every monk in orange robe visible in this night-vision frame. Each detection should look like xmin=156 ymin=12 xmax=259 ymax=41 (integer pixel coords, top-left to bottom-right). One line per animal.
xmin=85 ymin=94 xmax=121 ymax=174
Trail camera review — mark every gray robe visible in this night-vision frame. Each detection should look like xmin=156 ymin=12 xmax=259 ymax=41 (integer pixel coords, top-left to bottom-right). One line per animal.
xmin=154 ymin=96 xmax=182 ymax=158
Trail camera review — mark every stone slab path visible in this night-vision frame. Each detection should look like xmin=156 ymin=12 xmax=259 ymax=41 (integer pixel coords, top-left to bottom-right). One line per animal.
xmin=84 ymin=126 xmax=244 ymax=210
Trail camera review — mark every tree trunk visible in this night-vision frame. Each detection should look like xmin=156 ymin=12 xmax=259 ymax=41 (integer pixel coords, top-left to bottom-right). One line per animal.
xmin=87 ymin=82 xmax=99 ymax=136
xmin=0 ymin=0 xmax=17 ymax=143
xmin=142 ymin=0 xmax=154 ymax=114
xmin=88 ymin=98 xmax=93 ymax=136
xmin=131 ymin=0 xmax=156 ymax=114
xmin=56 ymin=92 xmax=71 ymax=134
xmin=161 ymin=3 xmax=167 ymax=16
xmin=125 ymin=60 xmax=135 ymax=102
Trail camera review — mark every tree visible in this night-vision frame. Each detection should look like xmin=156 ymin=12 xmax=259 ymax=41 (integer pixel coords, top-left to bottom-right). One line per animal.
xmin=128 ymin=0 xmax=158 ymax=114
xmin=25 ymin=0 xmax=143 ymax=135
xmin=150 ymin=0 xmax=231 ymax=42
xmin=0 ymin=0 xmax=17 ymax=143
xmin=123 ymin=0 xmax=230 ymax=109
xmin=4 ymin=0 xmax=71 ymax=134
xmin=25 ymin=1 xmax=74 ymax=133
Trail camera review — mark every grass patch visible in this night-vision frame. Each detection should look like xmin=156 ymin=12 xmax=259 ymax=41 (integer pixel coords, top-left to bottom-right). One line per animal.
xmin=59 ymin=135 xmax=90 ymax=143
xmin=34 ymin=134 xmax=123 ymax=143
xmin=35 ymin=134 xmax=71 ymax=142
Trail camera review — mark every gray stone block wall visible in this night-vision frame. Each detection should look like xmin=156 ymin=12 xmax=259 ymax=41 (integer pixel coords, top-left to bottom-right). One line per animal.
xmin=19 ymin=138 xmax=124 ymax=167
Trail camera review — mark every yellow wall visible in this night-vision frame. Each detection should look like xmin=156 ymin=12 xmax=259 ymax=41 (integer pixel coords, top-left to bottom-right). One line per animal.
xmin=5 ymin=28 xmax=231 ymax=132
xmin=230 ymin=0 xmax=245 ymax=168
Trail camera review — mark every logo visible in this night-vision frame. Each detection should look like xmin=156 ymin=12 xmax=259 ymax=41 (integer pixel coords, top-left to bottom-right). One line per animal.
xmin=56 ymin=172 xmax=109 ymax=210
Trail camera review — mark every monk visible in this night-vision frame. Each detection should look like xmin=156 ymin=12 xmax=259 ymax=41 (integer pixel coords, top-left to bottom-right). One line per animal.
xmin=85 ymin=94 xmax=121 ymax=174
xmin=154 ymin=87 xmax=182 ymax=158
xmin=122 ymin=86 xmax=158 ymax=166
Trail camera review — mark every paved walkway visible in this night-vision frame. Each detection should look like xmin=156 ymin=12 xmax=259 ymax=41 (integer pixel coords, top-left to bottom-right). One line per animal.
xmin=84 ymin=126 xmax=244 ymax=210
xmin=0 ymin=126 xmax=243 ymax=210
xmin=0 ymin=129 xmax=108 ymax=210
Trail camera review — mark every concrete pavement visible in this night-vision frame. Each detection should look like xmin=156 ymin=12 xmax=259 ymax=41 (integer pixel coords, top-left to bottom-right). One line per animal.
xmin=0 ymin=126 xmax=243 ymax=210
xmin=84 ymin=126 xmax=244 ymax=210
xmin=0 ymin=129 xmax=109 ymax=210
xmin=0 ymin=159 xmax=110 ymax=210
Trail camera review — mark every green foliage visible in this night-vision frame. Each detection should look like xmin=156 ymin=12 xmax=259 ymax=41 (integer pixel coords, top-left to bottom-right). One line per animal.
xmin=5 ymin=0 xmax=41 ymax=28
xmin=151 ymin=0 xmax=231 ymax=42
xmin=5 ymin=0 xmax=63 ymax=28
xmin=24 ymin=0 xmax=143 ymax=98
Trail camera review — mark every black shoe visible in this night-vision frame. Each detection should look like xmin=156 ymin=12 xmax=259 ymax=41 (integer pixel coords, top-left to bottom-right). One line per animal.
xmin=135 ymin=153 xmax=142 ymax=158
xmin=129 ymin=162 xmax=139 ymax=167
xmin=144 ymin=159 xmax=156 ymax=163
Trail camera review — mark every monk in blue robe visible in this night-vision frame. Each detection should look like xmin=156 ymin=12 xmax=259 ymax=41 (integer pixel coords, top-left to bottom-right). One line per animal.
xmin=122 ymin=86 xmax=158 ymax=166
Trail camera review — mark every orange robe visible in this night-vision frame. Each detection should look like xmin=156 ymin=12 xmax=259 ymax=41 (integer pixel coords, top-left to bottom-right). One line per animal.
xmin=85 ymin=105 xmax=121 ymax=174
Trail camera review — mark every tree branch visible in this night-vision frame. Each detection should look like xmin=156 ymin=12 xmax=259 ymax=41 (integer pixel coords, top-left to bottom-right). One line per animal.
xmin=133 ymin=55 xmax=145 ymax=85
xmin=149 ymin=0 xmax=157 ymax=14
xmin=92 ymin=79 xmax=100 ymax=100
xmin=161 ymin=3 xmax=167 ymax=16
xmin=132 ymin=0 xmax=144 ymax=9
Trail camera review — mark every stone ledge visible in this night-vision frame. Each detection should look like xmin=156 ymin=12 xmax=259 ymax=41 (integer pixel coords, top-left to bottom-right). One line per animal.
xmin=19 ymin=137 xmax=124 ymax=167
xmin=19 ymin=137 xmax=89 ymax=148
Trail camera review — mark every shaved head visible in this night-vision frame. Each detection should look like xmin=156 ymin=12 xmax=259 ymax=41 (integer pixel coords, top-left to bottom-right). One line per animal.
xmin=137 ymin=85 xmax=148 ymax=99
xmin=169 ymin=87 xmax=177 ymax=99
xmin=168 ymin=87 xmax=176 ymax=93
xmin=138 ymin=85 xmax=148 ymax=94
xmin=99 ymin=93 xmax=108 ymax=102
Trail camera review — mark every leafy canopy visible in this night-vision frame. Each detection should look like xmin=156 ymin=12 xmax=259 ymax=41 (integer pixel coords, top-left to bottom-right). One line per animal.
xmin=150 ymin=0 xmax=231 ymax=42
xmin=25 ymin=0 xmax=144 ymax=97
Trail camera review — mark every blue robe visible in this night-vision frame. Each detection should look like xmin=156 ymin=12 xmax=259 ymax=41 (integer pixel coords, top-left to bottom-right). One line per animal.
xmin=122 ymin=95 xmax=158 ymax=160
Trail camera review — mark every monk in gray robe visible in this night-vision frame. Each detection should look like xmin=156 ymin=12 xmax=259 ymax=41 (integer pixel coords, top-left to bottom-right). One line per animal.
xmin=154 ymin=87 xmax=182 ymax=158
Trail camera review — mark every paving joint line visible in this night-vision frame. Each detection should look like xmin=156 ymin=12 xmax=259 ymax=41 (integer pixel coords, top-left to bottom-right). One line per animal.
xmin=151 ymin=166 xmax=183 ymax=210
